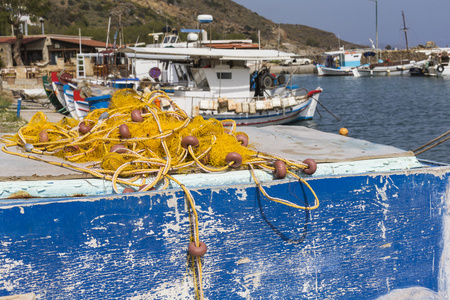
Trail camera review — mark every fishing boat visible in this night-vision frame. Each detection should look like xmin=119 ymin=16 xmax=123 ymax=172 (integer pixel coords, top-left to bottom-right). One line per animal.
xmin=42 ymin=75 xmax=69 ymax=116
xmin=120 ymin=46 xmax=322 ymax=126
xmin=46 ymin=70 xmax=136 ymax=120
xmin=1 ymin=102 xmax=450 ymax=299
xmin=352 ymin=59 xmax=419 ymax=77
xmin=414 ymin=48 xmax=450 ymax=76
xmin=353 ymin=11 xmax=424 ymax=77
xmin=316 ymin=47 xmax=366 ymax=76
xmin=50 ymin=73 xmax=71 ymax=115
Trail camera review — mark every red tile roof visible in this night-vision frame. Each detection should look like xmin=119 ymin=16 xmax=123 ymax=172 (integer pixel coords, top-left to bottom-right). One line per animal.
xmin=50 ymin=37 xmax=112 ymax=48
xmin=0 ymin=36 xmax=46 ymax=44
xmin=0 ymin=35 xmax=112 ymax=48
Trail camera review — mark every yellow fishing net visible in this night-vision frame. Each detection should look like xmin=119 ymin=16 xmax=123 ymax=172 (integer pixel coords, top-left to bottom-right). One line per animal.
xmin=0 ymin=89 xmax=321 ymax=300
xmin=2 ymin=90 xmax=318 ymax=198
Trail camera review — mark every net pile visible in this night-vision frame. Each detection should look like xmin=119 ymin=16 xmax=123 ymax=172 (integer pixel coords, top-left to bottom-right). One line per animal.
xmin=1 ymin=89 xmax=319 ymax=300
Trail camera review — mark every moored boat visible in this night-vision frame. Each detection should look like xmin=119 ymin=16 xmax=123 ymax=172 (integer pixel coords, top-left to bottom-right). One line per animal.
xmin=42 ymin=75 xmax=69 ymax=115
xmin=316 ymin=47 xmax=367 ymax=76
xmin=353 ymin=59 xmax=421 ymax=77
xmin=414 ymin=48 xmax=450 ymax=76
xmin=120 ymin=47 xmax=322 ymax=126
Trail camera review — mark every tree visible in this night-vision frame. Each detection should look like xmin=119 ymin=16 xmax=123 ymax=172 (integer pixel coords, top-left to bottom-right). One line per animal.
xmin=0 ymin=0 xmax=48 ymax=66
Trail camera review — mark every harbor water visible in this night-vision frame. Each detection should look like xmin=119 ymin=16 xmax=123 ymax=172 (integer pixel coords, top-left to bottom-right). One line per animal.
xmin=291 ymin=75 xmax=450 ymax=164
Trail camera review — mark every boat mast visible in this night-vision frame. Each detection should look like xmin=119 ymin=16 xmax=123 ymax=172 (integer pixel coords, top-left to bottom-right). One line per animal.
xmin=375 ymin=0 xmax=378 ymax=59
xmin=370 ymin=0 xmax=378 ymax=60
xmin=402 ymin=11 xmax=409 ymax=51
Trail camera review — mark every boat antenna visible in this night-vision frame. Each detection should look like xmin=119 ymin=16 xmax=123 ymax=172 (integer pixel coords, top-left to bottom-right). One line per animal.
xmin=277 ymin=23 xmax=280 ymax=54
xmin=258 ymin=30 xmax=261 ymax=50
xmin=401 ymin=11 xmax=409 ymax=52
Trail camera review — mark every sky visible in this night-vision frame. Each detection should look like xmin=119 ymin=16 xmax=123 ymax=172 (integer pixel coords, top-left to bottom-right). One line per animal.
xmin=233 ymin=0 xmax=450 ymax=49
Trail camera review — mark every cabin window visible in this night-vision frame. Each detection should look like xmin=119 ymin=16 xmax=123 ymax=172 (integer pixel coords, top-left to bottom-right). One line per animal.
xmin=174 ymin=64 xmax=189 ymax=83
xmin=216 ymin=72 xmax=232 ymax=79
xmin=192 ymin=69 xmax=210 ymax=89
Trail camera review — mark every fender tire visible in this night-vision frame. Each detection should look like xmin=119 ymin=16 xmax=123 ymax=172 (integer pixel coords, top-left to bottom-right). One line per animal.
xmin=261 ymin=74 xmax=274 ymax=89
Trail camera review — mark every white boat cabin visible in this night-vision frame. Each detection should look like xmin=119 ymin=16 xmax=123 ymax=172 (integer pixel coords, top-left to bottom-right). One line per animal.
xmin=321 ymin=47 xmax=365 ymax=68
xmin=122 ymin=47 xmax=293 ymax=101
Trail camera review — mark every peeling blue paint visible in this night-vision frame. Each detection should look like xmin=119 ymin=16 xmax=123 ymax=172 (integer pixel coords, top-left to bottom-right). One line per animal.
xmin=0 ymin=166 xmax=449 ymax=299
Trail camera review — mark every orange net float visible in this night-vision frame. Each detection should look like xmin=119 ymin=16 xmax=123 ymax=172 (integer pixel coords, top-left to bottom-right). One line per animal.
xmin=38 ymin=130 xmax=49 ymax=142
xmin=119 ymin=124 xmax=131 ymax=139
xmin=225 ymin=152 xmax=242 ymax=168
xmin=302 ymin=158 xmax=317 ymax=175
xmin=131 ymin=109 xmax=144 ymax=122
xmin=110 ymin=144 xmax=127 ymax=153
xmin=235 ymin=133 xmax=249 ymax=147
xmin=78 ymin=122 xmax=92 ymax=134
xmin=273 ymin=160 xmax=287 ymax=179
xmin=181 ymin=136 xmax=200 ymax=149
xmin=154 ymin=98 xmax=161 ymax=108
xmin=64 ymin=145 xmax=80 ymax=153
xmin=188 ymin=241 xmax=207 ymax=257
xmin=122 ymin=187 xmax=135 ymax=193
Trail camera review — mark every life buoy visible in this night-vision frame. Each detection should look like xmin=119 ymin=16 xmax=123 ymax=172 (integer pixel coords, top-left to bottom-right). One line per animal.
xmin=438 ymin=52 xmax=442 ymax=58
xmin=437 ymin=65 xmax=445 ymax=73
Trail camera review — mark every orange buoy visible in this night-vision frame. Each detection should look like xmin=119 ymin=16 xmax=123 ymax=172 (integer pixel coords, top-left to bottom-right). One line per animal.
xmin=131 ymin=109 xmax=144 ymax=122
xmin=236 ymin=134 xmax=249 ymax=147
xmin=273 ymin=160 xmax=287 ymax=179
xmin=119 ymin=124 xmax=131 ymax=139
xmin=225 ymin=152 xmax=243 ymax=168
xmin=154 ymin=98 xmax=161 ymax=108
xmin=302 ymin=158 xmax=317 ymax=175
xmin=181 ymin=136 xmax=199 ymax=149
xmin=188 ymin=241 xmax=207 ymax=257
xmin=122 ymin=188 xmax=135 ymax=193
xmin=38 ymin=130 xmax=48 ymax=143
xmin=339 ymin=127 xmax=348 ymax=136
xmin=64 ymin=145 xmax=80 ymax=152
xmin=79 ymin=122 xmax=92 ymax=134
xmin=110 ymin=144 xmax=127 ymax=153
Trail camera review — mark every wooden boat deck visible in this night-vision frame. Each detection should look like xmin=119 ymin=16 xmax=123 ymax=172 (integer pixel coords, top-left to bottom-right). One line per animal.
xmin=0 ymin=126 xmax=414 ymax=182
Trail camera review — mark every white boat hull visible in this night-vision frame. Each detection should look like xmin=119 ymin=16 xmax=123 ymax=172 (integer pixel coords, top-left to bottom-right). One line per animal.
xmin=168 ymin=89 xmax=322 ymax=126
xmin=317 ymin=66 xmax=354 ymax=76
xmin=353 ymin=61 xmax=423 ymax=77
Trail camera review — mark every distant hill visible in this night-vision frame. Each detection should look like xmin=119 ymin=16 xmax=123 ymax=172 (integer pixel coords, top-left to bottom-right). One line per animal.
xmin=22 ymin=0 xmax=365 ymax=55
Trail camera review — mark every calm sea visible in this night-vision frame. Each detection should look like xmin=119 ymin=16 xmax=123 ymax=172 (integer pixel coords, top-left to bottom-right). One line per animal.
xmin=290 ymin=74 xmax=450 ymax=164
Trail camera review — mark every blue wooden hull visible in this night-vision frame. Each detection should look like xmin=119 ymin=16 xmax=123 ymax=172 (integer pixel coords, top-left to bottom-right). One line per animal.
xmin=1 ymin=166 xmax=449 ymax=299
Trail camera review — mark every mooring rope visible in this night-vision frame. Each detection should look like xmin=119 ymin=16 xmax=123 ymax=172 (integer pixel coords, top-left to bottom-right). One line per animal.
xmin=413 ymin=130 xmax=450 ymax=156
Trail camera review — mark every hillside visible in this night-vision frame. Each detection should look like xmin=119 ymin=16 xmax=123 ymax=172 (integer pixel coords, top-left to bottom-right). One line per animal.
xmin=25 ymin=0 xmax=364 ymax=54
